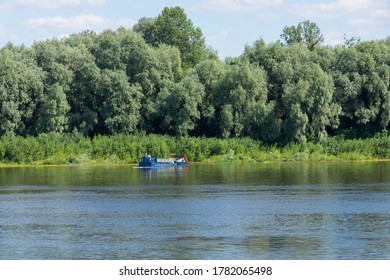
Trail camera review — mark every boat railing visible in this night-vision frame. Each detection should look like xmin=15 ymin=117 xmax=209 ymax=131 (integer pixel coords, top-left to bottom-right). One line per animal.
xmin=157 ymin=158 xmax=174 ymax=164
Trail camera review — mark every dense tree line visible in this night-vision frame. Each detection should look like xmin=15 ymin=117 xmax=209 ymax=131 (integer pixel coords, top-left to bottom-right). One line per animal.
xmin=1 ymin=6 xmax=390 ymax=143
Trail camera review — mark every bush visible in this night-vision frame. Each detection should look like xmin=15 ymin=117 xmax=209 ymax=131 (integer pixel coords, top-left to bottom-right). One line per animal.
xmin=0 ymin=132 xmax=390 ymax=165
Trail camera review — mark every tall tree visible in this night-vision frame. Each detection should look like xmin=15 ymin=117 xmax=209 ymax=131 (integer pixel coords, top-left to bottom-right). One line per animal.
xmin=281 ymin=20 xmax=324 ymax=51
xmin=0 ymin=47 xmax=44 ymax=135
xmin=135 ymin=6 xmax=207 ymax=70
xmin=60 ymin=43 xmax=101 ymax=136
xmin=333 ymin=41 xmax=390 ymax=132
xmin=282 ymin=63 xmax=341 ymax=142
xmin=191 ymin=59 xmax=226 ymax=136
xmin=118 ymin=29 xmax=182 ymax=132
xmin=132 ymin=17 xmax=156 ymax=44
xmin=98 ymin=69 xmax=142 ymax=134
xmin=156 ymin=75 xmax=205 ymax=137
xmin=94 ymin=29 xmax=124 ymax=71
xmin=215 ymin=62 xmax=273 ymax=139
xmin=36 ymin=83 xmax=70 ymax=134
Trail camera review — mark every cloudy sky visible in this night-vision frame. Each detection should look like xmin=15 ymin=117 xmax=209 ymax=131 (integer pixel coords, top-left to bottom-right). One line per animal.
xmin=1 ymin=0 xmax=389 ymax=58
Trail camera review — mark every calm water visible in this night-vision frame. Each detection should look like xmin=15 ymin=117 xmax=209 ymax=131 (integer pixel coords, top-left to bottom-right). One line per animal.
xmin=1 ymin=162 xmax=390 ymax=260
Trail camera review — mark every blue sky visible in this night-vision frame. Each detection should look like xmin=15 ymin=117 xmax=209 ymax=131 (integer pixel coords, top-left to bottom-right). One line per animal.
xmin=1 ymin=0 xmax=389 ymax=58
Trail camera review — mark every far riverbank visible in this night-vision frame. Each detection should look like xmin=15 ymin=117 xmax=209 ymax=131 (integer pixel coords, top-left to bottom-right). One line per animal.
xmin=1 ymin=132 xmax=390 ymax=166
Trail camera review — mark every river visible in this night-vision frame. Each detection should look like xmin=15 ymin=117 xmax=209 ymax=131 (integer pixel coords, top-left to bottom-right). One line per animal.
xmin=1 ymin=162 xmax=390 ymax=259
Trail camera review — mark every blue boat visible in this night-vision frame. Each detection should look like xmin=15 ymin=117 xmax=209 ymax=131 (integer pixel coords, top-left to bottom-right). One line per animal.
xmin=138 ymin=154 xmax=188 ymax=167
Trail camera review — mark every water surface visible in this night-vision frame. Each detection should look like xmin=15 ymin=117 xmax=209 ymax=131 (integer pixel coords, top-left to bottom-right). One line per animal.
xmin=1 ymin=162 xmax=390 ymax=259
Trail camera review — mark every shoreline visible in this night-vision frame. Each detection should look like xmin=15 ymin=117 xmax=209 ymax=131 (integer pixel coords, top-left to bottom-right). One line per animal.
xmin=1 ymin=157 xmax=390 ymax=168
xmin=1 ymin=133 xmax=390 ymax=167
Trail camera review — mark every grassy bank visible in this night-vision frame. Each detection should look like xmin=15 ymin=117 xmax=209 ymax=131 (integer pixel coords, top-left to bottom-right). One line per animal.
xmin=1 ymin=132 xmax=390 ymax=166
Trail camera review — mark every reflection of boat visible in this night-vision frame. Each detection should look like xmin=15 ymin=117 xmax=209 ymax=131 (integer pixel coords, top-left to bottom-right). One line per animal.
xmin=138 ymin=154 xmax=188 ymax=167
xmin=139 ymin=162 xmax=189 ymax=179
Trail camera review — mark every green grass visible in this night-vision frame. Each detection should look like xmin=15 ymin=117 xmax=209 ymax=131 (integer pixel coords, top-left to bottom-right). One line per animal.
xmin=0 ymin=132 xmax=390 ymax=166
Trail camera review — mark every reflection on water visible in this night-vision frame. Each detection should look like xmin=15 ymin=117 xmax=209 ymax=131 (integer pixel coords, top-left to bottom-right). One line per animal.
xmin=1 ymin=162 xmax=390 ymax=259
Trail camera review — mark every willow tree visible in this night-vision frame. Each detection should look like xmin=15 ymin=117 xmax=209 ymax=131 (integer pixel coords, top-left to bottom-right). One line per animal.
xmin=215 ymin=62 xmax=273 ymax=139
xmin=281 ymin=20 xmax=324 ymax=51
xmin=36 ymin=83 xmax=70 ymax=134
xmin=98 ymin=69 xmax=142 ymax=134
xmin=156 ymin=75 xmax=205 ymax=137
xmin=282 ymin=63 xmax=341 ymax=142
xmin=94 ymin=29 xmax=125 ymax=71
xmin=60 ymin=43 xmax=101 ymax=135
xmin=333 ymin=41 xmax=390 ymax=132
xmin=191 ymin=59 xmax=227 ymax=136
xmin=0 ymin=47 xmax=44 ymax=136
xmin=134 ymin=6 xmax=207 ymax=70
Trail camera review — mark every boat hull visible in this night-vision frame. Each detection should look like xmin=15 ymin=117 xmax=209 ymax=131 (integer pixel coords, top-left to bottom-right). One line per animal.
xmin=138 ymin=155 xmax=188 ymax=167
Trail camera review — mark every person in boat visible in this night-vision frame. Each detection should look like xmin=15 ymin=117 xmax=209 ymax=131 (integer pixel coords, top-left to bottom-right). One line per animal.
xmin=140 ymin=153 xmax=153 ymax=166
xmin=142 ymin=153 xmax=152 ymax=163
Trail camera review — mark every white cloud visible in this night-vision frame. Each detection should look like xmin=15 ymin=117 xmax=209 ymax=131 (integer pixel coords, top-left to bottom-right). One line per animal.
xmin=286 ymin=0 xmax=390 ymax=43
xmin=0 ymin=1 xmax=12 ymax=11
xmin=323 ymin=31 xmax=344 ymax=46
xmin=372 ymin=8 xmax=390 ymax=18
xmin=26 ymin=13 xmax=136 ymax=33
xmin=16 ymin=0 xmax=105 ymax=9
xmin=26 ymin=13 xmax=109 ymax=30
xmin=199 ymin=0 xmax=283 ymax=12
xmin=288 ymin=0 xmax=390 ymax=25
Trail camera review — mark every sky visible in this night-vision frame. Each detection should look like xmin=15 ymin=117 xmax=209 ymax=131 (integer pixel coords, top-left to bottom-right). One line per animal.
xmin=0 ymin=0 xmax=389 ymax=59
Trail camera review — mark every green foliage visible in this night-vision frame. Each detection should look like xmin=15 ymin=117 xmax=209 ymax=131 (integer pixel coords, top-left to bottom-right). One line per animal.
xmin=132 ymin=17 xmax=156 ymax=43
xmin=134 ymin=6 xmax=207 ymax=69
xmin=1 ymin=133 xmax=389 ymax=165
xmin=156 ymin=75 xmax=205 ymax=137
xmin=36 ymin=83 xmax=70 ymax=134
xmin=94 ymin=29 xmax=125 ymax=71
xmin=215 ymin=62 xmax=274 ymax=140
xmin=190 ymin=59 xmax=226 ymax=136
xmin=0 ymin=7 xmax=389 ymax=149
xmin=282 ymin=62 xmax=341 ymax=142
xmin=98 ymin=69 xmax=142 ymax=134
xmin=281 ymin=20 xmax=324 ymax=51
xmin=0 ymin=47 xmax=45 ymax=136
xmin=332 ymin=41 xmax=390 ymax=132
